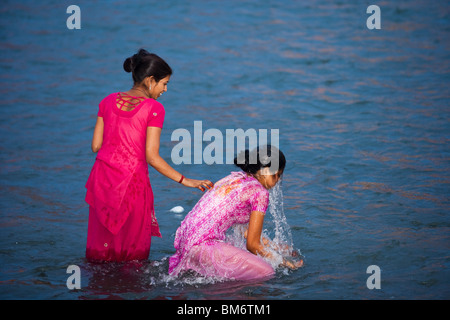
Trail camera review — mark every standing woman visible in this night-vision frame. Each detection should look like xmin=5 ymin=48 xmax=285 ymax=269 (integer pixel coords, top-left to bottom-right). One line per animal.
xmin=85 ymin=49 xmax=213 ymax=262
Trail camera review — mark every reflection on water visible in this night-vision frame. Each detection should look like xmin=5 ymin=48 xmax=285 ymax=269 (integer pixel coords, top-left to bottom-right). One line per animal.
xmin=0 ymin=0 xmax=449 ymax=299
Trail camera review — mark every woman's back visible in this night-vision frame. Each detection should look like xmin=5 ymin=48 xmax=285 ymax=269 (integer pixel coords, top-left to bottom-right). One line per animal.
xmin=172 ymin=171 xmax=269 ymax=256
xmin=96 ymin=92 xmax=165 ymax=168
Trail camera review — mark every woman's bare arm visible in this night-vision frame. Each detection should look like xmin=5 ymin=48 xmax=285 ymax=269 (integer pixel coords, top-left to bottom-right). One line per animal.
xmin=246 ymin=210 xmax=303 ymax=269
xmin=91 ymin=116 xmax=104 ymax=153
xmin=246 ymin=210 xmax=272 ymax=257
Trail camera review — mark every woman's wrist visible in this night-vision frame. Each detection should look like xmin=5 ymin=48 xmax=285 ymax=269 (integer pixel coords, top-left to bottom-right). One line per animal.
xmin=179 ymin=176 xmax=190 ymax=187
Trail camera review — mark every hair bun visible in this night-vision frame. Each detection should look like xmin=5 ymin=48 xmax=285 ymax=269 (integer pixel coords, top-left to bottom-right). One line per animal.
xmin=123 ymin=49 xmax=151 ymax=73
xmin=123 ymin=57 xmax=134 ymax=73
xmin=123 ymin=48 xmax=172 ymax=84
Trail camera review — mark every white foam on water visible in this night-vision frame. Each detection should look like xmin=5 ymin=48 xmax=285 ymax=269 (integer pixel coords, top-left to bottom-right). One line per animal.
xmin=144 ymin=257 xmax=229 ymax=288
xmin=169 ymin=205 xmax=184 ymax=213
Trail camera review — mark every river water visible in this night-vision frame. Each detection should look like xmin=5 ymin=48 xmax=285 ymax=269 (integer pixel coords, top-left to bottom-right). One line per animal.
xmin=0 ymin=0 xmax=449 ymax=300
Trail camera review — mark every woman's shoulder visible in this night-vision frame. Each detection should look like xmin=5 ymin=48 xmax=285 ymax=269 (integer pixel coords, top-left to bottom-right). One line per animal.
xmin=244 ymin=174 xmax=268 ymax=191
xmin=239 ymin=174 xmax=269 ymax=197
xmin=143 ymin=98 xmax=165 ymax=113
xmin=252 ymin=180 xmax=269 ymax=195
xmin=139 ymin=98 xmax=164 ymax=116
xmin=143 ymin=98 xmax=164 ymax=109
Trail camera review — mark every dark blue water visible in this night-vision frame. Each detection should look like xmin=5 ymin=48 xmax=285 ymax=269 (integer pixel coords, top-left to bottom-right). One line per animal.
xmin=0 ymin=0 xmax=449 ymax=300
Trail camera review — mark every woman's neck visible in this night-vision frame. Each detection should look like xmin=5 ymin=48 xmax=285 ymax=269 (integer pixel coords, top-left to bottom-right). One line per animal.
xmin=128 ymin=86 xmax=150 ymax=98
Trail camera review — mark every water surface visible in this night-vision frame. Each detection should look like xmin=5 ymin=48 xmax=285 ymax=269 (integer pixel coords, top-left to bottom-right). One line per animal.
xmin=0 ymin=0 xmax=449 ymax=300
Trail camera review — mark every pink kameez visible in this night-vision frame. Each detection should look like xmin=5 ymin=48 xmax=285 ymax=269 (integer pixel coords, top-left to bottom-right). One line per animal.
xmin=169 ymin=171 xmax=275 ymax=281
xmin=85 ymin=92 xmax=164 ymax=262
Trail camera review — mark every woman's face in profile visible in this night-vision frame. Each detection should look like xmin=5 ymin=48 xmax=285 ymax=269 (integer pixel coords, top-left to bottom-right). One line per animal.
xmin=150 ymin=75 xmax=171 ymax=100
xmin=259 ymin=168 xmax=283 ymax=189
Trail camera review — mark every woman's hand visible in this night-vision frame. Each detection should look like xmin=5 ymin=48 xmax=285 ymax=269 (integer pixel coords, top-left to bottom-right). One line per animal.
xmin=282 ymin=257 xmax=304 ymax=270
xmin=182 ymin=177 xmax=214 ymax=192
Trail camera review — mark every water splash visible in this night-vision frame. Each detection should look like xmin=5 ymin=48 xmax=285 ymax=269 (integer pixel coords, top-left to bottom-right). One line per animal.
xmin=261 ymin=179 xmax=303 ymax=271
xmin=226 ymin=179 xmax=303 ymax=272
xmin=266 ymin=179 xmax=294 ymax=253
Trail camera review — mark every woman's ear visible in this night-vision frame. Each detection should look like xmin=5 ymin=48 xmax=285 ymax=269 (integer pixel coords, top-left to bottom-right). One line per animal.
xmin=144 ymin=76 xmax=156 ymax=89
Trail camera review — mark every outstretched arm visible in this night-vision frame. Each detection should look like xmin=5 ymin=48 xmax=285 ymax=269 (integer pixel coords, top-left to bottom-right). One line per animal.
xmin=146 ymin=126 xmax=213 ymax=191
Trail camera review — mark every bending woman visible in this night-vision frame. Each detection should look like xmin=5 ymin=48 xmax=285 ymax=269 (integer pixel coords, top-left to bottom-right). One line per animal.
xmin=169 ymin=145 xmax=303 ymax=281
xmin=85 ymin=49 xmax=213 ymax=262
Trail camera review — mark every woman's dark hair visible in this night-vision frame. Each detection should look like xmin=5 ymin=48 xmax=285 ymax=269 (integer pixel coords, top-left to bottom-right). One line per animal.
xmin=234 ymin=145 xmax=286 ymax=175
xmin=123 ymin=49 xmax=172 ymax=84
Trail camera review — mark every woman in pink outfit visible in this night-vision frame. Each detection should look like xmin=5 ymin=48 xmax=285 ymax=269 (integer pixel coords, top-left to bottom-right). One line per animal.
xmin=85 ymin=49 xmax=213 ymax=262
xmin=169 ymin=146 xmax=303 ymax=281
